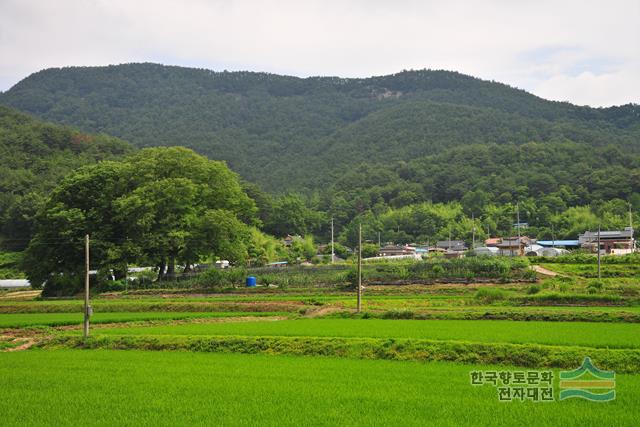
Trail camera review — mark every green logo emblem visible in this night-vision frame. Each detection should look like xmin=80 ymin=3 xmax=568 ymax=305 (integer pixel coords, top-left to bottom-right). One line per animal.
xmin=559 ymin=357 xmax=615 ymax=402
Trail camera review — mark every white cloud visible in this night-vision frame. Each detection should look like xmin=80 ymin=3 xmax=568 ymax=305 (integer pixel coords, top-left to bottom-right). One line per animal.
xmin=0 ymin=0 xmax=638 ymax=106
xmin=534 ymin=69 xmax=640 ymax=107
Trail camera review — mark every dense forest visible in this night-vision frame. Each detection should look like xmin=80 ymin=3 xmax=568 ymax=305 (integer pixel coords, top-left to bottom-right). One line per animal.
xmin=1 ymin=63 xmax=638 ymax=192
xmin=0 ymin=64 xmax=638 ymax=255
xmin=0 ymin=106 xmax=133 ymax=250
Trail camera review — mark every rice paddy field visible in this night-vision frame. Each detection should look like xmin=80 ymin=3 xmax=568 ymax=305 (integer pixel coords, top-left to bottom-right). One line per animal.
xmin=2 ymin=260 xmax=640 ymax=425
xmin=87 ymin=318 xmax=640 ymax=349
xmin=2 ymin=350 xmax=639 ymax=426
xmin=0 ymin=311 xmax=283 ymax=328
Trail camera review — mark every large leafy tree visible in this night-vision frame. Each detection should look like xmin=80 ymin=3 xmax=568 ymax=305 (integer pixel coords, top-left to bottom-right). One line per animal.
xmin=24 ymin=147 xmax=257 ymax=289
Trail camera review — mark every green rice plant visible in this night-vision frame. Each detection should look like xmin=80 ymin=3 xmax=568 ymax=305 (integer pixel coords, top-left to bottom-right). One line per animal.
xmin=43 ymin=335 xmax=640 ymax=374
xmin=85 ymin=318 xmax=640 ymax=350
xmin=2 ymin=350 xmax=640 ymax=426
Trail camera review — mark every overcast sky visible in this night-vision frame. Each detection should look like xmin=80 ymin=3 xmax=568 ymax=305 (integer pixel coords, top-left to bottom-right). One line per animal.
xmin=1 ymin=0 xmax=638 ymax=107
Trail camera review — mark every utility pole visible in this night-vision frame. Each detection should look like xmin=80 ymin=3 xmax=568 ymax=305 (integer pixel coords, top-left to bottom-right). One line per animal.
xmin=551 ymin=223 xmax=555 ymax=249
xmin=330 ymin=217 xmax=335 ymax=264
xmin=630 ymin=202 xmax=635 ymax=251
xmin=378 ymin=231 xmax=381 ymax=247
xmin=516 ymin=203 xmax=521 ymax=241
xmin=83 ymin=234 xmax=91 ymax=341
xmin=597 ymin=225 xmax=601 ymax=280
xmin=516 ymin=203 xmax=521 ymax=256
xmin=448 ymin=228 xmax=452 ymax=251
xmin=471 ymin=212 xmax=476 ymax=249
xmin=357 ymin=223 xmax=362 ymax=313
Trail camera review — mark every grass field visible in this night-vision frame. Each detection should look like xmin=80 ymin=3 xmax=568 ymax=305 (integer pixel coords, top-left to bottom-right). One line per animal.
xmin=87 ymin=318 xmax=640 ymax=349
xmin=540 ymin=263 xmax=640 ymax=278
xmin=0 ymin=311 xmax=285 ymax=328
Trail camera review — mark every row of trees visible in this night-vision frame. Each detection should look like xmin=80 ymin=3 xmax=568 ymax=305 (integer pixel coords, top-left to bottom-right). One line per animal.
xmin=335 ymin=200 xmax=637 ymax=248
xmin=10 ymin=145 xmax=638 ymax=295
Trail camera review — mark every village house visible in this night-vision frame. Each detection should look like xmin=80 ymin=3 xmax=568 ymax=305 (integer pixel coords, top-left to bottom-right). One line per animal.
xmin=435 ymin=240 xmax=467 ymax=252
xmin=484 ymin=237 xmax=501 ymax=247
xmin=282 ymin=234 xmax=302 ymax=247
xmin=473 ymin=246 xmax=499 ymax=256
xmin=496 ymin=236 xmax=534 ymax=256
xmin=578 ymin=227 xmax=635 ymax=255
xmin=378 ymin=244 xmax=417 ymax=257
xmin=537 ymin=240 xmax=581 ymax=250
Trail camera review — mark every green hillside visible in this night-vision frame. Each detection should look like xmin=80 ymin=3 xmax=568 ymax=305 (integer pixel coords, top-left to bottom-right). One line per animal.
xmin=0 ymin=105 xmax=133 ymax=250
xmin=2 ymin=63 xmax=638 ymax=192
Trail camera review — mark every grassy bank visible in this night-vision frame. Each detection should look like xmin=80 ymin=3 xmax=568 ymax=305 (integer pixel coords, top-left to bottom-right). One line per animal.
xmin=80 ymin=318 xmax=640 ymax=349
xmin=45 ymin=334 xmax=640 ymax=373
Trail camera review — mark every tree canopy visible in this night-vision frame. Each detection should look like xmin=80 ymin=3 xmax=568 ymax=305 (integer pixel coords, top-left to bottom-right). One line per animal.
xmin=2 ymin=63 xmax=638 ymax=192
xmin=0 ymin=105 xmax=133 ymax=250
xmin=23 ymin=147 xmax=257 ymax=290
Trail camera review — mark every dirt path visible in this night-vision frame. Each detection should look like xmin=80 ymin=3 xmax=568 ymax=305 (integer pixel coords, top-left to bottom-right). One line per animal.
xmin=0 ymin=290 xmax=41 ymax=301
xmin=304 ymin=306 xmax=346 ymax=318
xmin=531 ymin=265 xmax=559 ymax=277
xmin=0 ymin=332 xmax=43 ymax=352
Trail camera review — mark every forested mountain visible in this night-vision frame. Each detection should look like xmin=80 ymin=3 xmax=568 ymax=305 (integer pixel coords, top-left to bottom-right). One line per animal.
xmin=1 ymin=63 xmax=638 ymax=193
xmin=0 ymin=106 xmax=133 ymax=250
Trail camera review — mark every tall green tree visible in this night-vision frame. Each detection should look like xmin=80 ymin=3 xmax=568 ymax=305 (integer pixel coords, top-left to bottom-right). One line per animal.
xmin=24 ymin=147 xmax=257 ymax=290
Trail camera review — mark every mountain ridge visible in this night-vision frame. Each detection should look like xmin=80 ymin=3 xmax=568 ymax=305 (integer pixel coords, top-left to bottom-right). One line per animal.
xmin=1 ymin=62 xmax=638 ymax=192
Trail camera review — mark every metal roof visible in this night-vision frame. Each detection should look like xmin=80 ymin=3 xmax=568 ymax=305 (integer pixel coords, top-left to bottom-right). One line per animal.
xmin=537 ymin=240 xmax=580 ymax=247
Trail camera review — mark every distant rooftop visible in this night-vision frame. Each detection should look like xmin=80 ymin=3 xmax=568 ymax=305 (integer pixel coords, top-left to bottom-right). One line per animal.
xmin=537 ymin=240 xmax=580 ymax=247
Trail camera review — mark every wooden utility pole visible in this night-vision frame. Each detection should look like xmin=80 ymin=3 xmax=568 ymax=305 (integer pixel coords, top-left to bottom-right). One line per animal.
xmin=357 ymin=223 xmax=362 ymax=313
xmin=597 ymin=225 xmax=601 ymax=280
xmin=630 ymin=203 xmax=635 ymax=251
xmin=330 ymin=217 xmax=335 ymax=264
xmin=83 ymin=234 xmax=91 ymax=340
xmin=471 ymin=212 xmax=476 ymax=249
xmin=516 ymin=203 xmax=521 ymax=241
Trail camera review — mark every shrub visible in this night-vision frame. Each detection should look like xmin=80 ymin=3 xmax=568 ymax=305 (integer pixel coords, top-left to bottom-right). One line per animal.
xmin=199 ymin=267 xmax=247 ymax=288
xmin=343 ymin=268 xmax=367 ymax=288
xmin=96 ymin=279 xmax=127 ymax=293
xmin=381 ymin=309 xmax=415 ymax=319
xmin=431 ymin=264 xmax=445 ymax=277
xmin=474 ymin=288 xmax=507 ymax=303
xmin=587 ymin=280 xmax=604 ymax=294
xmin=527 ymin=285 xmax=541 ymax=295
xmin=41 ymin=274 xmax=83 ymax=297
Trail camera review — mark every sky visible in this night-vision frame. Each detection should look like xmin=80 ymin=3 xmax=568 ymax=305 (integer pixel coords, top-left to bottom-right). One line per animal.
xmin=0 ymin=0 xmax=638 ymax=107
